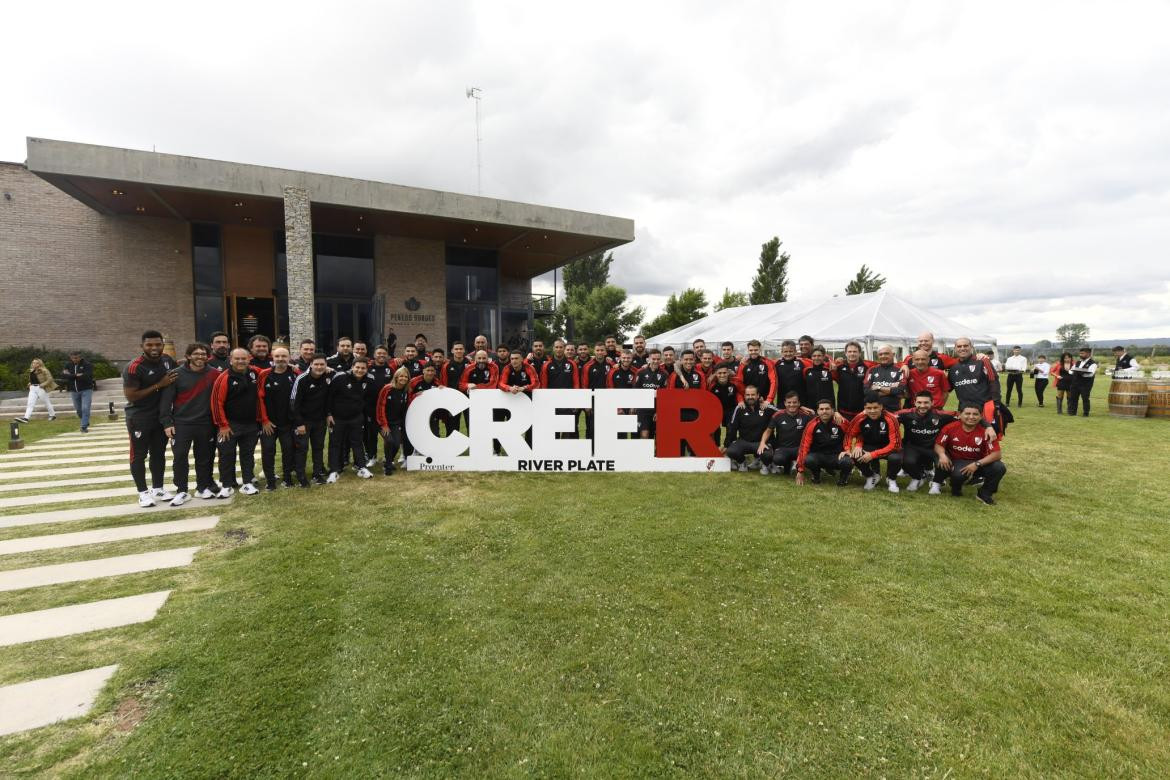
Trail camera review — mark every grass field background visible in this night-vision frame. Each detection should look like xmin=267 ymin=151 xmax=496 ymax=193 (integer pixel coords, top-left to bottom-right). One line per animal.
xmin=2 ymin=382 xmax=1168 ymax=777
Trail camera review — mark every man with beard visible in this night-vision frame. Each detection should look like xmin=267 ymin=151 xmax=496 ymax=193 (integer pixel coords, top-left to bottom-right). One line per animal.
xmin=257 ymin=345 xmax=299 ymax=490
xmin=327 ymin=337 xmax=355 ymax=372
xmin=795 ymin=400 xmax=853 ymax=487
xmin=630 ymin=334 xmax=650 ymax=368
xmin=581 ymin=343 xmax=612 ymax=440
xmin=211 ymin=348 xmax=262 ymax=496
xmin=442 ymin=342 xmax=471 ymax=434
xmin=722 ymin=384 xmax=776 ymax=472
xmin=207 ymin=331 xmax=232 ymax=371
xmin=495 ymin=344 xmax=511 ymax=369
xmin=392 ymin=344 xmax=427 ymax=378
xmin=293 ymin=339 xmax=317 ymax=373
xmin=123 ymin=329 xmax=179 ymax=507
xmin=541 ymin=339 xmax=581 ymax=439
xmin=527 ymin=339 xmax=549 ymax=375
xmin=709 ymin=364 xmax=744 ymax=448
xmin=760 ymin=391 xmax=814 ymax=476
xmin=659 ymin=346 xmax=677 ymax=376
xmin=666 ymin=349 xmax=707 ymax=456
xmin=605 ymin=336 xmax=621 ymax=364
xmin=161 ymin=342 xmax=225 ymax=505
xmin=735 ymin=339 xmax=776 ymax=404
xmin=248 ymin=334 xmax=273 ymax=370
xmin=797 ymin=335 xmax=815 ymax=362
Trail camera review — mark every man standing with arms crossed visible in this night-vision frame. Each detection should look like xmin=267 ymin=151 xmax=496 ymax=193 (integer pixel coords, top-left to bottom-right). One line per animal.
xmin=123 ymin=330 xmax=178 ymax=507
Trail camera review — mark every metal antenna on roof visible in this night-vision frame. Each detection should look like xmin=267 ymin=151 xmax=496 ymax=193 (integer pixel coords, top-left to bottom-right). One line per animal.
xmin=465 ymin=87 xmax=483 ymax=195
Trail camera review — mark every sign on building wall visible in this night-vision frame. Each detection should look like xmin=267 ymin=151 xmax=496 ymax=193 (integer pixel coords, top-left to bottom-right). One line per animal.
xmin=404 ymin=388 xmax=732 ymax=472
xmin=386 ymin=297 xmax=437 ymax=328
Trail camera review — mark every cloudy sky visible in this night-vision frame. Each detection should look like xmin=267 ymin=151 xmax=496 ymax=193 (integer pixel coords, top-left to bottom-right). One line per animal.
xmin=4 ymin=1 xmax=1168 ymax=342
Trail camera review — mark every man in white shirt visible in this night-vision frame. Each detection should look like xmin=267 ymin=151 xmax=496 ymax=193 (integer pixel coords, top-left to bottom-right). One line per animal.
xmin=1112 ymin=346 xmax=1140 ymax=373
xmin=1067 ymin=346 xmax=1098 ymax=417
xmin=1031 ymin=355 xmax=1051 ymax=407
xmin=1003 ymin=346 xmax=1028 ymax=407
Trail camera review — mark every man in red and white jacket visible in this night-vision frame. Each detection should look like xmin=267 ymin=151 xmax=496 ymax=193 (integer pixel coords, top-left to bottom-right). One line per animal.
xmin=905 ymin=350 xmax=951 ymax=410
xmin=933 ymin=402 xmax=1006 ymax=505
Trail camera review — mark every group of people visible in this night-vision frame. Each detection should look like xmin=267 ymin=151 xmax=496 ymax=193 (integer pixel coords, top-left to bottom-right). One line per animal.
xmin=102 ymin=328 xmax=1024 ymax=509
xmin=996 ymin=344 xmax=1133 ymax=416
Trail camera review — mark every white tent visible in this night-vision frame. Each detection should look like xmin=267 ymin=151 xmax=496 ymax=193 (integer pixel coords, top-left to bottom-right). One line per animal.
xmin=645 ymin=290 xmax=996 ymax=359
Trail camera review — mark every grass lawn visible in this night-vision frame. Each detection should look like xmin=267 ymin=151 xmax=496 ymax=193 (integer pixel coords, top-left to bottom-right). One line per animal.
xmin=1 ymin=382 xmax=1168 ymax=777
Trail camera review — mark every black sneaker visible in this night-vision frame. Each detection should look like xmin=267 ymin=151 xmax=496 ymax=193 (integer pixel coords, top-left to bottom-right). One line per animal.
xmin=976 ymin=491 xmax=996 ymax=506
xmin=265 ymin=480 xmax=277 ymax=492
xmin=313 ymin=474 xmax=327 ymax=485
xmin=836 ymin=471 xmax=849 ymax=487
xmin=809 ymin=470 xmax=822 ymax=484
xmin=298 ymin=477 xmax=311 ymax=488
xmin=13 ymin=416 xmax=29 ymax=424
xmin=951 ymin=488 xmax=963 ymax=497
xmin=384 ymin=464 xmax=397 ymax=476
xmin=282 ymin=478 xmax=295 ymax=489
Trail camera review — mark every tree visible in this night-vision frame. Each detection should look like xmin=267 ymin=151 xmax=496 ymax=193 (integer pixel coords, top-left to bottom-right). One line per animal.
xmin=715 ymin=288 xmax=749 ymax=311
xmin=844 ymin=264 xmax=887 ymax=295
xmin=749 ymin=237 xmax=790 ymax=304
xmin=1033 ymin=339 xmax=1053 ymax=349
xmin=562 ymin=284 xmax=644 ymax=343
xmin=1056 ymin=323 xmax=1090 ymax=350
xmin=643 ymin=288 xmax=708 ymax=337
xmin=561 ymin=251 xmax=613 ymax=298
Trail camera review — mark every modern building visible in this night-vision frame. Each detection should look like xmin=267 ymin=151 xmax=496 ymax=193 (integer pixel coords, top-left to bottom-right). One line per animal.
xmin=1 ymin=138 xmax=634 ymax=359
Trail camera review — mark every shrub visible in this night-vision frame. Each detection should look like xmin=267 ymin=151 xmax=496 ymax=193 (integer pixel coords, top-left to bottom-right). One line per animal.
xmin=0 ymin=346 xmax=119 ymax=391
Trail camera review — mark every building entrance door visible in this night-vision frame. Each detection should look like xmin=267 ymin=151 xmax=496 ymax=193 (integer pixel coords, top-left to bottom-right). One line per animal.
xmin=446 ymin=305 xmax=497 ymax=352
xmin=230 ymin=296 xmax=276 ymax=346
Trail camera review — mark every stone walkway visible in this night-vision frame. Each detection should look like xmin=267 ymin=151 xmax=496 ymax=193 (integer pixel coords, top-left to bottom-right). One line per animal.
xmin=0 ymin=422 xmax=225 ymax=737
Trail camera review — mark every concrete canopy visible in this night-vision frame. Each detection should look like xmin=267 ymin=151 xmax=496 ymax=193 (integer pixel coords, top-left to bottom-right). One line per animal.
xmin=24 ymin=138 xmax=634 ymax=279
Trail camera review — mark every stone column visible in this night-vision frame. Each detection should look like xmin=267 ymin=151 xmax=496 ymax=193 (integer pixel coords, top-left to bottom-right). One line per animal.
xmin=283 ymin=186 xmax=314 ymax=346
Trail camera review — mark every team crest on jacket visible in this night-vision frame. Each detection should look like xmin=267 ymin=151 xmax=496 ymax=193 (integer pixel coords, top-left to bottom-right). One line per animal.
xmin=134 ymin=430 xmax=142 ymax=438
xmin=969 ymin=365 xmax=977 ymax=372
xmin=927 ymin=377 xmax=935 ymax=384
xmin=975 ymin=436 xmax=982 ymax=444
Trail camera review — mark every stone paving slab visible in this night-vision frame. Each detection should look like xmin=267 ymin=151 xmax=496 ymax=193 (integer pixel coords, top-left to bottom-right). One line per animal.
xmin=0 ymin=591 xmax=171 ymax=647
xmin=0 ymin=499 xmax=229 ymax=530
xmin=0 ymin=665 xmax=119 ymax=737
xmin=17 ymin=434 xmax=126 ymax=444
xmin=15 ymin=443 xmax=127 ymax=455
xmin=0 ymin=516 xmax=219 ymax=556
xmin=0 ymin=547 xmax=199 ymax=592
xmin=0 ymin=449 xmax=126 ymax=463
xmin=0 ymin=463 xmax=146 ymax=480
xmin=0 ymin=473 xmax=163 ymax=493
xmin=0 ymin=487 xmax=137 ymax=510
xmin=0 ymin=455 xmax=126 ymax=469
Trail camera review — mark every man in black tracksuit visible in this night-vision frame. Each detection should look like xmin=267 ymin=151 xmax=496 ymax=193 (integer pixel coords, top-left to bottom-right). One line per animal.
xmin=773 ymin=340 xmax=808 ymax=403
xmin=844 ymin=396 xmax=902 ymax=489
xmin=327 ymin=358 xmax=372 ymax=478
xmin=291 ymin=355 xmax=333 ymax=483
xmin=708 ymin=366 xmax=742 ymax=447
xmin=160 ymin=342 xmax=222 ymax=502
xmin=863 ymin=346 xmax=906 ymax=413
xmin=581 ymin=344 xmax=612 ymax=440
xmin=365 ymin=347 xmax=395 ymax=464
xmin=722 ymin=385 xmax=775 ymax=470
xmin=257 ymin=346 xmax=299 ymax=490
xmin=210 ymin=348 xmax=262 ymax=493
xmin=326 ymin=338 xmax=355 ymax=372
xmin=540 ymin=340 xmax=580 ymax=439
xmin=634 ymin=351 xmax=669 ymax=438
xmin=666 ymin=350 xmax=706 ymax=456
xmin=796 ymin=400 xmax=853 ymax=486
xmin=760 ymin=391 xmax=814 ymax=475
xmin=946 ymin=337 xmax=1002 ymax=424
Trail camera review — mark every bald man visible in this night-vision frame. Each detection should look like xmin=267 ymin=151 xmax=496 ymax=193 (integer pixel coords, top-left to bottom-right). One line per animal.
xmin=902 ymin=332 xmax=958 ymax=371
xmin=863 ymin=345 xmax=906 ymax=413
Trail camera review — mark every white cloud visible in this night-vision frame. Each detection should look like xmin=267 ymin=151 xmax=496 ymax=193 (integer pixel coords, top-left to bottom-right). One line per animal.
xmin=3 ymin=0 xmax=1169 ymax=343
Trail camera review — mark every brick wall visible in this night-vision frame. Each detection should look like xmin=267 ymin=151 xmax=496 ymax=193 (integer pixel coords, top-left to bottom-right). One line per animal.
xmin=0 ymin=163 xmax=195 ymax=361
xmin=374 ymin=234 xmax=446 ymax=355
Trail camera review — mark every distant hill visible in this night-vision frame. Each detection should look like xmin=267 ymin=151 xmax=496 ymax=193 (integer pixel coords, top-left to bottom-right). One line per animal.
xmin=1086 ymin=338 xmax=1170 ymax=348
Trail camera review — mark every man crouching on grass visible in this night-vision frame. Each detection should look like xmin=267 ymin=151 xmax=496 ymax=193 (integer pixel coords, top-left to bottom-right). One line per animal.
xmin=933 ymin=402 xmax=1006 ymax=505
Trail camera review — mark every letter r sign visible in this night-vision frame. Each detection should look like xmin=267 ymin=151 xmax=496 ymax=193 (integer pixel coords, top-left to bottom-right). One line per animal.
xmin=654 ymin=389 xmax=723 ymax=457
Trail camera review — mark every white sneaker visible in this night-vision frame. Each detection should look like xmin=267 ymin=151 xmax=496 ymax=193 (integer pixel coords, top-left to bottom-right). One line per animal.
xmin=928 ymin=483 xmax=942 ymax=495
xmin=896 ymin=469 xmax=908 ymax=477
xmin=216 ymin=486 xmax=235 ymax=499
xmin=326 ymin=471 xmax=340 ymax=484
xmin=736 ymin=462 xmax=747 ymax=472
xmin=365 ymin=458 xmax=377 ymax=469
xmin=152 ymin=488 xmax=174 ymax=501
xmin=240 ymin=483 xmax=259 ymax=496
xmin=138 ymin=490 xmax=156 ymax=508
xmin=906 ymin=479 xmax=922 ymax=493
xmin=863 ymin=475 xmax=879 ymax=491
xmin=356 ymin=467 xmax=373 ymax=479
xmin=170 ymin=492 xmax=190 ymax=507
xmin=887 ymin=479 xmax=900 ymax=493
xmin=195 ymin=488 xmax=215 ymax=499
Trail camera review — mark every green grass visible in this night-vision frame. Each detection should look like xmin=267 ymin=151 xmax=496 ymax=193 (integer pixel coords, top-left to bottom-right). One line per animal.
xmin=1 ymin=383 xmax=1168 ymax=777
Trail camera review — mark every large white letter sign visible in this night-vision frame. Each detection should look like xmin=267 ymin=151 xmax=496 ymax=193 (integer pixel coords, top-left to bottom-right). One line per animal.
xmin=469 ymin=390 xmax=533 ymax=460
xmin=405 ymin=387 xmax=468 ymax=459
xmin=531 ymin=389 xmax=592 ymax=462
xmin=592 ymin=389 xmax=653 ymax=461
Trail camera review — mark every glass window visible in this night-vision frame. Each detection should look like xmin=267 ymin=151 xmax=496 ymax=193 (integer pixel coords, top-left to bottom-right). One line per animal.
xmin=446 ymin=266 xmax=498 ymax=302
xmin=316 ymin=255 xmax=374 ymax=297
xmin=194 ymin=294 xmax=224 ymax=342
xmin=316 ymin=301 xmax=334 ymax=351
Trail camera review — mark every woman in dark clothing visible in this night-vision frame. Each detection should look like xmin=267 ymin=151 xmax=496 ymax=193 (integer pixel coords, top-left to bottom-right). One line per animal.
xmin=1052 ymin=351 xmax=1075 ymax=414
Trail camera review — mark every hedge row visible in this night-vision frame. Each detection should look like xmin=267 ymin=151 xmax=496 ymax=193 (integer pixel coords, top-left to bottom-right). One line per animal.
xmin=0 ymin=346 xmax=120 ymax=392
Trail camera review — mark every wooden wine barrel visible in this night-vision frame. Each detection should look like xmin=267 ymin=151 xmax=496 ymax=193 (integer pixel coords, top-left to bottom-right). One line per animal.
xmin=1108 ymin=378 xmax=1148 ymax=418
xmin=1147 ymin=380 xmax=1170 ymax=419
